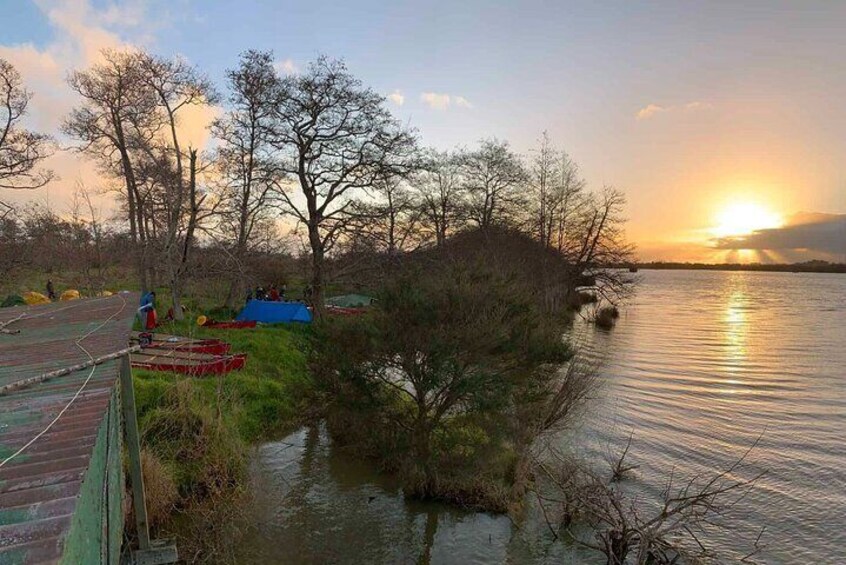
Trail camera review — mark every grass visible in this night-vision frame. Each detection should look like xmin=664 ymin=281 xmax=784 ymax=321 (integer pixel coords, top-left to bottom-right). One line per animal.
xmin=129 ymin=304 xmax=317 ymax=558
xmin=134 ymin=317 xmax=314 ymax=442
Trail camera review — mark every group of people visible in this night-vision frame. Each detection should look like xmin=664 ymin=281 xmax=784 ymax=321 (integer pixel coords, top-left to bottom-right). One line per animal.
xmin=248 ymin=283 xmax=287 ymax=303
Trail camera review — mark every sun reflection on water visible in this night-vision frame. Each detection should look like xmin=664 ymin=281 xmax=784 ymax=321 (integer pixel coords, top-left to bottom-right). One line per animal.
xmin=720 ymin=275 xmax=751 ymax=394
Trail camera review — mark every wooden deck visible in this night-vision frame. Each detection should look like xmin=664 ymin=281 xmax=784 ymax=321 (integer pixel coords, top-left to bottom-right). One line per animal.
xmin=0 ymin=295 xmax=138 ymax=564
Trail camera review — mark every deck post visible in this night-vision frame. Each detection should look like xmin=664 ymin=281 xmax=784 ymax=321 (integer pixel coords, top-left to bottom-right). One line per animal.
xmin=119 ymin=354 xmax=178 ymax=565
xmin=120 ymin=353 xmax=151 ymax=550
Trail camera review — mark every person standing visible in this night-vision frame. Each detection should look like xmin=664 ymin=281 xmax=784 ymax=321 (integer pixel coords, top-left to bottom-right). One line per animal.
xmin=139 ymin=291 xmax=157 ymax=330
xmin=46 ymin=279 xmax=56 ymax=301
xmin=268 ymin=284 xmax=280 ymax=301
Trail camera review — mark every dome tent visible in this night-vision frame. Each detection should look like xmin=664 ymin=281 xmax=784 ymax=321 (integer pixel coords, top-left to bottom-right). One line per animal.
xmin=236 ymin=300 xmax=312 ymax=324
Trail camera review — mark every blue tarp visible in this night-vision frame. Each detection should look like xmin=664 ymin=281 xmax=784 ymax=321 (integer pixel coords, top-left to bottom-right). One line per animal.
xmin=236 ymin=300 xmax=313 ymax=324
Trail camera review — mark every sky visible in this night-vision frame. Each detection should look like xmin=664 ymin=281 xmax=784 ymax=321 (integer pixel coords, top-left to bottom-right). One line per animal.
xmin=1 ymin=0 xmax=844 ymax=262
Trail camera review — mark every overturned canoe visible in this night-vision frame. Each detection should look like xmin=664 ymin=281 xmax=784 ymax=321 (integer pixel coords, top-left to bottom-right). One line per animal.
xmin=131 ymin=348 xmax=246 ymax=376
xmin=130 ymin=331 xmax=231 ymax=355
xmin=202 ymin=320 xmax=257 ymax=329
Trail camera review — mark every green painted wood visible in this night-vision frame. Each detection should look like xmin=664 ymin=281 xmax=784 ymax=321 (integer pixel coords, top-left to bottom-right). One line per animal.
xmin=59 ymin=383 xmax=123 ymax=564
xmin=119 ymin=354 xmax=151 ymax=551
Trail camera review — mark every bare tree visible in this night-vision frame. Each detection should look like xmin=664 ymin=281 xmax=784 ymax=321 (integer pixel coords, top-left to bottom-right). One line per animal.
xmin=0 ymin=58 xmax=54 ymax=214
xmin=350 ymin=172 xmax=421 ymax=255
xmin=525 ymin=132 xmax=587 ymax=251
xmin=268 ymin=56 xmax=417 ymax=316
xmin=69 ymin=183 xmax=108 ymax=292
xmin=554 ymin=150 xmax=587 ymax=255
xmin=136 ymin=51 xmax=217 ymax=319
xmin=460 ymin=138 xmax=526 ymax=230
xmin=64 ymin=49 xmax=159 ymax=291
xmin=211 ymin=50 xmax=284 ymax=308
xmin=66 ymin=49 xmax=216 ymax=314
xmin=567 ymin=187 xmax=635 ymax=303
xmin=532 ymin=437 xmax=766 ymax=564
xmin=414 ymin=149 xmax=466 ymax=246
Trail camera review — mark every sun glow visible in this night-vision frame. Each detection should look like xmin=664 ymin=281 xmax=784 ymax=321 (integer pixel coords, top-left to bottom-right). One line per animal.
xmin=712 ymin=202 xmax=782 ymax=238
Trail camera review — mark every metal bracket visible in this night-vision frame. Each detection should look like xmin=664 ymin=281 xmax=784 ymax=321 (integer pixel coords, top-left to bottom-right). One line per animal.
xmin=129 ymin=539 xmax=179 ymax=565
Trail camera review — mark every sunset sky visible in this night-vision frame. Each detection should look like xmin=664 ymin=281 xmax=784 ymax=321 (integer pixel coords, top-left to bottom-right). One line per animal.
xmin=2 ymin=0 xmax=844 ymax=262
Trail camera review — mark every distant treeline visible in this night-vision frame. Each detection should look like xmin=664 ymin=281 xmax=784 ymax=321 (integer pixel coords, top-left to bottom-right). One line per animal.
xmin=632 ymin=261 xmax=846 ymax=274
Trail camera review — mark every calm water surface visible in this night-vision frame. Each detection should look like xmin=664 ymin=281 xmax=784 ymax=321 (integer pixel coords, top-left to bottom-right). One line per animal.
xmin=236 ymin=270 xmax=846 ymax=563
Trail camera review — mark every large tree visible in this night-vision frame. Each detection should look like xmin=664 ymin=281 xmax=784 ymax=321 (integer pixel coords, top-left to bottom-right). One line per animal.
xmin=135 ymin=51 xmax=217 ymax=319
xmin=65 ymin=49 xmax=215 ymax=313
xmin=460 ymin=138 xmax=526 ymax=230
xmin=268 ymin=56 xmax=417 ymax=316
xmin=211 ymin=50 xmax=284 ymax=308
xmin=64 ymin=49 xmax=159 ymax=290
xmin=525 ymin=132 xmax=586 ymax=250
xmin=0 ymin=58 xmax=54 ymax=217
xmin=414 ymin=149 xmax=466 ymax=247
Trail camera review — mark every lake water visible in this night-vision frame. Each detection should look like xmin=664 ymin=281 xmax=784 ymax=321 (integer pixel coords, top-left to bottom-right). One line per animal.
xmin=235 ymin=270 xmax=846 ymax=564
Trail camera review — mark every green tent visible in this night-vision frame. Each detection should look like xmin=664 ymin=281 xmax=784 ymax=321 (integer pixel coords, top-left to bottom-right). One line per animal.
xmin=325 ymin=294 xmax=376 ymax=308
xmin=1 ymin=294 xmax=26 ymax=308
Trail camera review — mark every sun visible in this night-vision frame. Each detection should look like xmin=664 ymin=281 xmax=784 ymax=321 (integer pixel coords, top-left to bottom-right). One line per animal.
xmin=712 ymin=202 xmax=782 ymax=238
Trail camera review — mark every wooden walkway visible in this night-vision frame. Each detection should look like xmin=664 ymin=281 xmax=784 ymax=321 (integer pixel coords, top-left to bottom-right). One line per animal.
xmin=0 ymin=295 xmax=138 ymax=564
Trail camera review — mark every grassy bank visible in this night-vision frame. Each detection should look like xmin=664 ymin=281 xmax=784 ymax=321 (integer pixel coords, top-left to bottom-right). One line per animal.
xmin=130 ymin=314 xmax=316 ymax=560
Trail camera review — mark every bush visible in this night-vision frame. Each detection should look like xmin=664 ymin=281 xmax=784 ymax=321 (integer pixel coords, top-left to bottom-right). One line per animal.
xmin=567 ymin=290 xmax=598 ymax=310
xmin=314 ymin=228 xmax=575 ymax=510
xmin=595 ymin=305 xmax=620 ymax=329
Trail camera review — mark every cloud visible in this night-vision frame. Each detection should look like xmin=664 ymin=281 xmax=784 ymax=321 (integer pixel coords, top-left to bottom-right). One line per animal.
xmin=273 ymin=58 xmax=297 ymax=75
xmin=713 ymin=212 xmax=846 ymax=258
xmin=0 ymin=1 xmax=217 ymax=214
xmin=420 ymin=92 xmax=450 ymax=110
xmin=420 ymin=92 xmax=472 ymax=110
xmin=684 ymin=101 xmax=712 ymax=111
xmin=636 ymin=101 xmax=711 ymax=120
xmin=636 ymin=104 xmax=667 ymax=120
xmin=387 ymin=89 xmax=404 ymax=106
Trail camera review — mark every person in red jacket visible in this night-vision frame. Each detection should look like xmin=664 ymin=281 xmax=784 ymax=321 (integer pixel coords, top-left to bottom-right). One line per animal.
xmin=268 ymin=284 xmax=280 ymax=301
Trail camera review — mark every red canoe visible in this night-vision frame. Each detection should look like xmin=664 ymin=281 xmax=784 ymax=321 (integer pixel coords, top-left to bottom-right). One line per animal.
xmin=131 ymin=349 xmax=247 ymax=376
xmin=131 ymin=331 xmax=232 ymax=355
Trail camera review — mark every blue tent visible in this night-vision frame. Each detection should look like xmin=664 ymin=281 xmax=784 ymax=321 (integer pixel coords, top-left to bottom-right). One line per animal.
xmin=236 ymin=300 xmax=313 ymax=324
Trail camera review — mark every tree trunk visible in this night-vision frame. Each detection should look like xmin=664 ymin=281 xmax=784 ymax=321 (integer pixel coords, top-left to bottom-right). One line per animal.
xmin=310 ymin=247 xmax=325 ymax=319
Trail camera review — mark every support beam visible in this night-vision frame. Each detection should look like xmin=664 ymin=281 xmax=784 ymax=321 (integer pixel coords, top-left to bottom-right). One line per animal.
xmin=120 ymin=354 xmax=151 ymax=549
xmin=119 ymin=354 xmax=178 ymax=564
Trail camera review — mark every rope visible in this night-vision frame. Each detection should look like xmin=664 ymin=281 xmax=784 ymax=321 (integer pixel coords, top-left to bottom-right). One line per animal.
xmin=0 ymin=293 xmax=130 ymax=469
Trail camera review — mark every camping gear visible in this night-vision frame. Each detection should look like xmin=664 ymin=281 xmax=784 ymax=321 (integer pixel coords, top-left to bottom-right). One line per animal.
xmin=131 ymin=331 xmax=232 ymax=355
xmin=131 ymin=349 xmax=247 ymax=376
xmin=59 ymin=289 xmax=81 ymax=301
xmin=236 ymin=300 xmax=312 ymax=324
xmin=326 ymin=294 xmax=376 ymax=308
xmin=23 ymin=291 xmax=50 ymax=305
xmin=1 ymin=294 xmax=25 ymax=308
